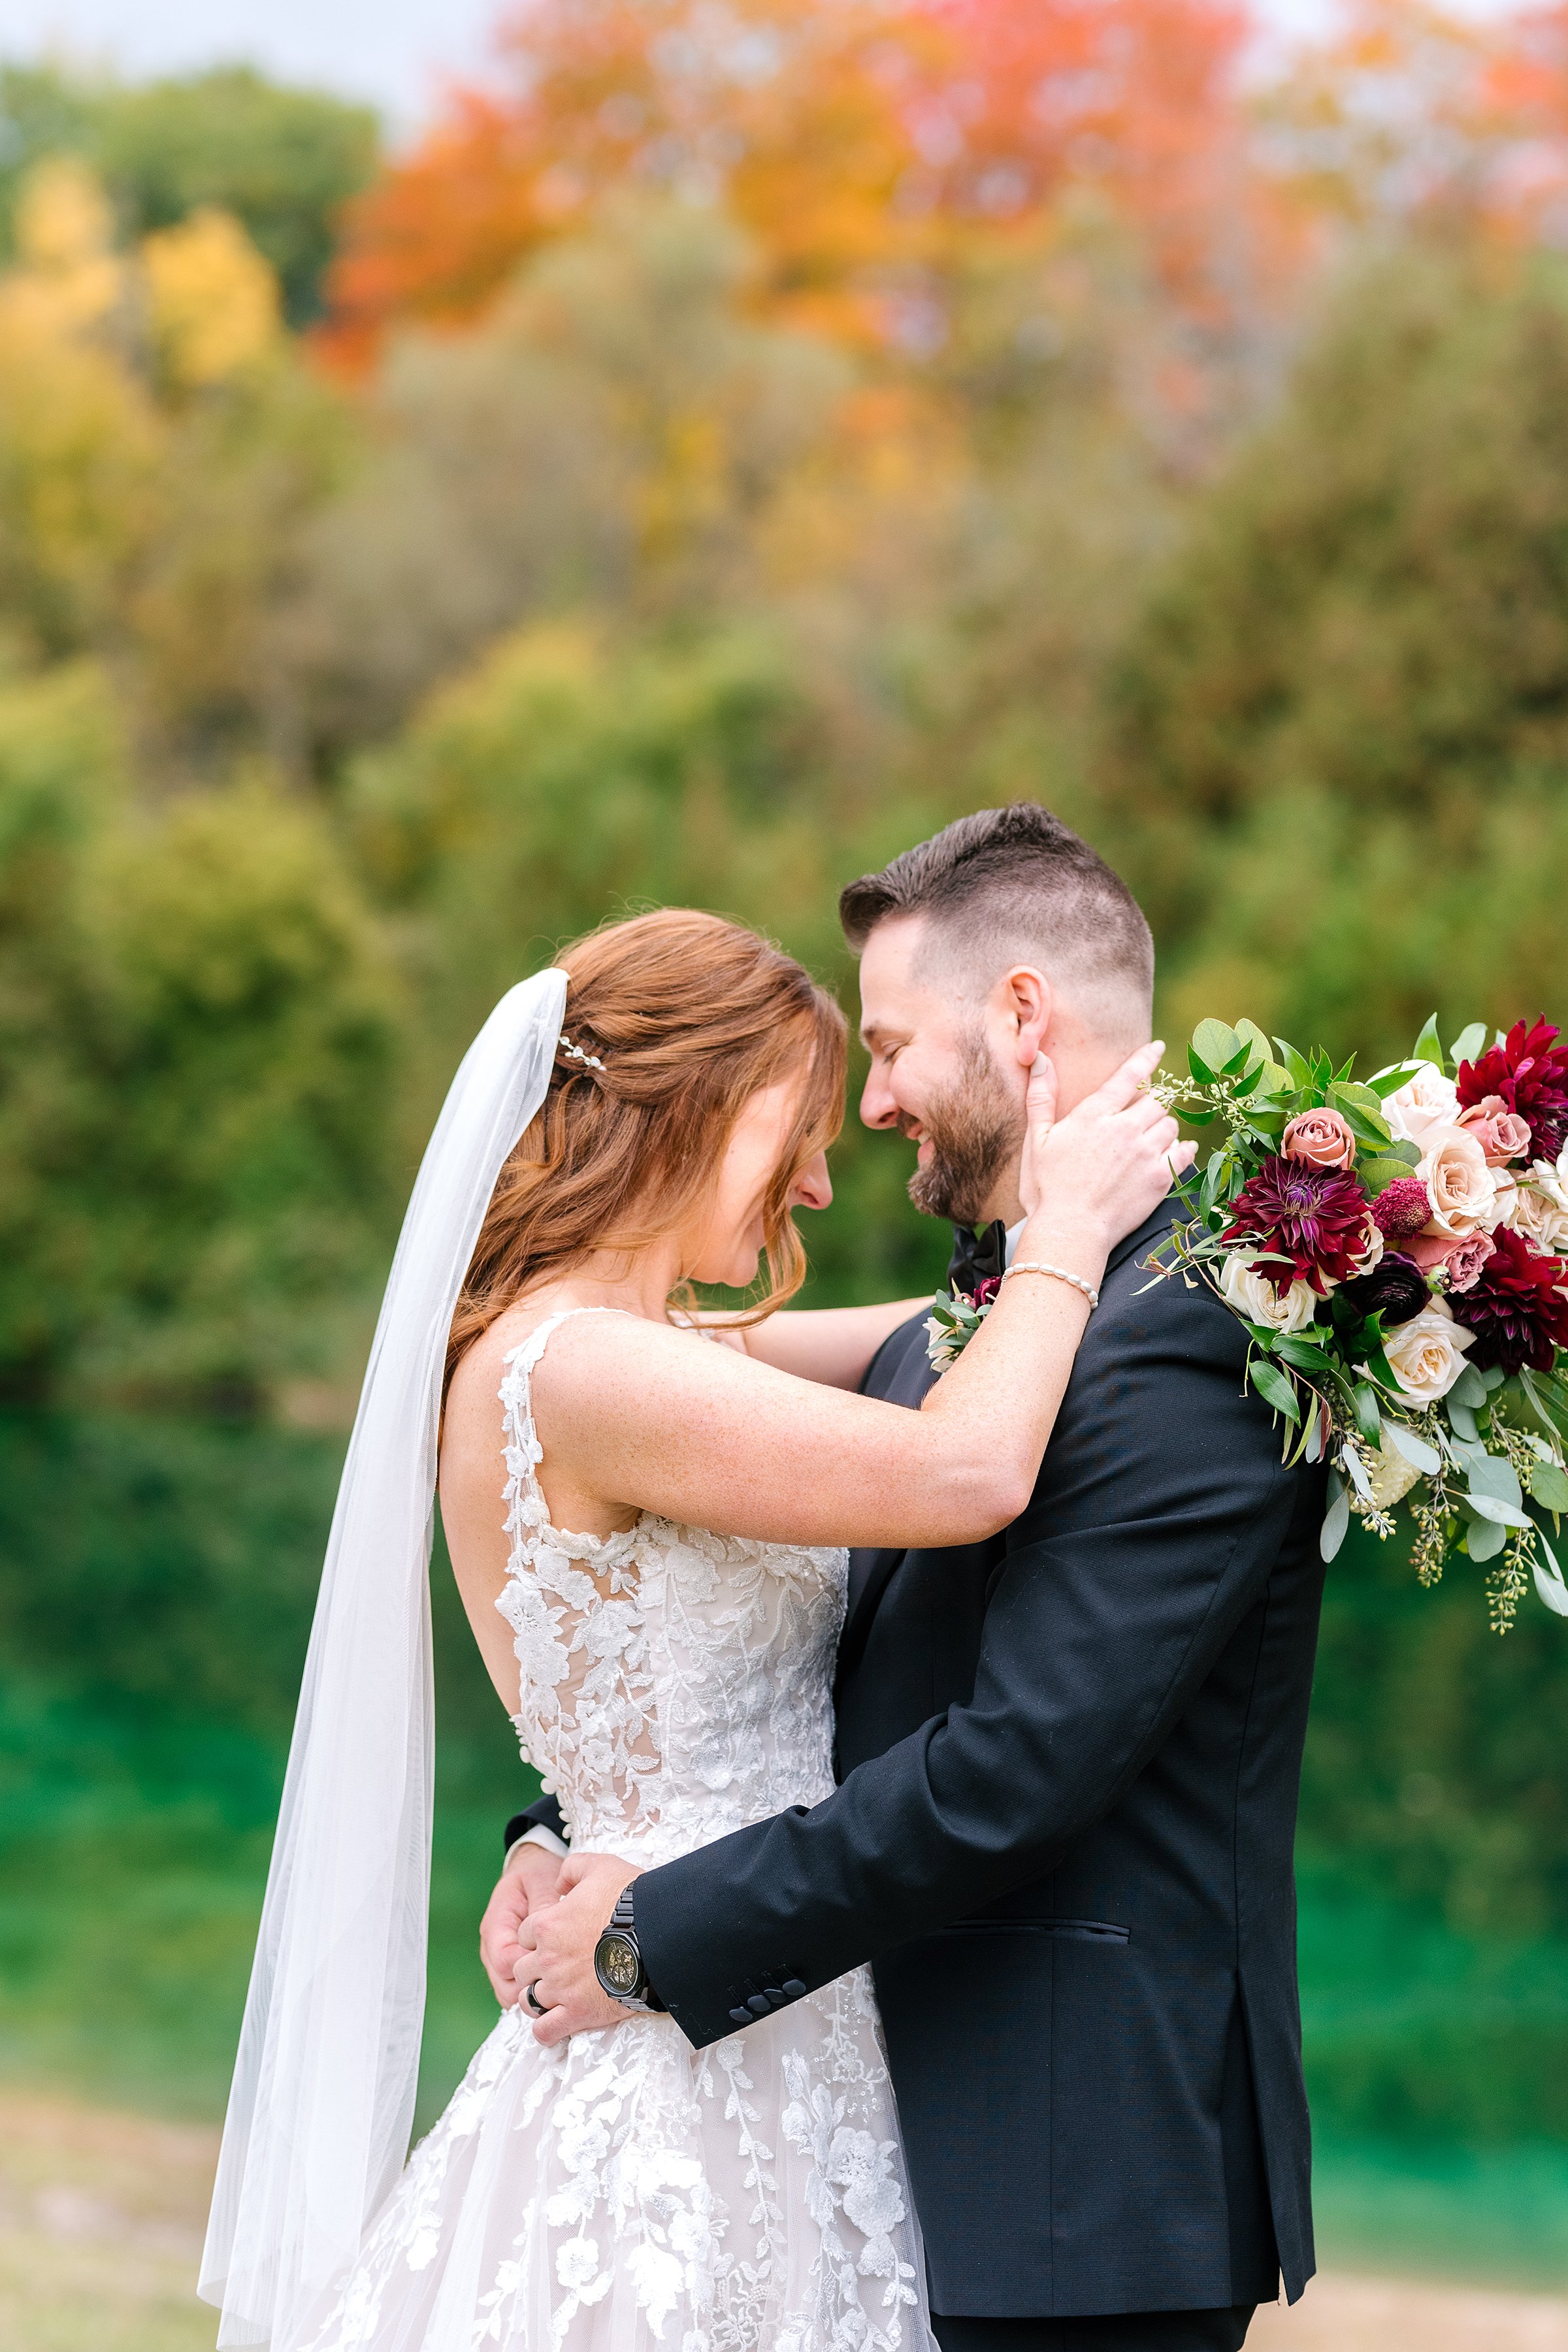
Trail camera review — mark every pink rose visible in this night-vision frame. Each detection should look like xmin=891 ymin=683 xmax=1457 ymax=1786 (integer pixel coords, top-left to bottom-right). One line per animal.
xmin=1282 ymin=1109 xmax=1358 ymax=1171
xmin=1456 ymin=1094 xmax=1532 ymax=1166
xmin=1405 ymin=1228 xmax=1497 ymax=1287
xmin=1438 ymin=1232 xmax=1497 ymax=1293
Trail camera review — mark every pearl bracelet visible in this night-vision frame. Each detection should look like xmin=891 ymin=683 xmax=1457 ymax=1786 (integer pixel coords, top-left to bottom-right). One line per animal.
xmin=1002 ymin=1261 xmax=1101 ymax=1311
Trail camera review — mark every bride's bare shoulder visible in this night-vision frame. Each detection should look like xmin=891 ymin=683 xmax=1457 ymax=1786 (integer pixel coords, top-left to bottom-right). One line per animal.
xmin=447 ymin=1296 xmax=702 ymax=1430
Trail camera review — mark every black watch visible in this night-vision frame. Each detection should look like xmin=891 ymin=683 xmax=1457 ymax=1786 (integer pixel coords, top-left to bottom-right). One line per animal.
xmin=593 ymin=1886 xmax=666 ymax=2014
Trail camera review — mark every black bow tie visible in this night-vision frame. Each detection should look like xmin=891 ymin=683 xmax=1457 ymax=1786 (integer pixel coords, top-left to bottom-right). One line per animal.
xmin=947 ymin=1220 xmax=1007 ymax=1297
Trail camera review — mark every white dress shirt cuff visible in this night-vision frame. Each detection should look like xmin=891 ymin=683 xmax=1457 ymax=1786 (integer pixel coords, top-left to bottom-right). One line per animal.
xmin=505 ymin=1823 xmax=570 ymax=1867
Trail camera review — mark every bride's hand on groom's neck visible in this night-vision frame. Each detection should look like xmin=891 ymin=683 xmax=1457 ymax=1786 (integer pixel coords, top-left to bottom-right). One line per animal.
xmin=519 ymin=1852 xmax=645 ymax=2046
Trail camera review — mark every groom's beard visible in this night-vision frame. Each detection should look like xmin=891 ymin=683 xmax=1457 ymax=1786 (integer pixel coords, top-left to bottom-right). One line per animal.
xmin=903 ymin=1033 xmax=1025 ymax=1225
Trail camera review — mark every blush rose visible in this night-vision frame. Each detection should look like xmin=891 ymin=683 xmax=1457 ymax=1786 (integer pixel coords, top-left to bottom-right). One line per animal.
xmin=1384 ymin=1065 xmax=1461 ymax=1150
xmin=1456 ymin=1094 xmax=1532 ymax=1166
xmin=1416 ymin=1126 xmax=1497 ymax=1239
xmin=1282 ymin=1109 xmax=1358 ymax=1171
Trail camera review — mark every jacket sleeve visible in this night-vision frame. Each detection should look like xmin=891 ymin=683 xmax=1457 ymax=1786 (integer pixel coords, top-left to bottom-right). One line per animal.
xmin=502 ymin=1789 xmax=568 ymax=1857
xmin=633 ymin=1278 xmax=1313 ymax=2048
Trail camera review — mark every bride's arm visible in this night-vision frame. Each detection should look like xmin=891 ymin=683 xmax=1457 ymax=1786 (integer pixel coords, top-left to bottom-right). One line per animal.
xmin=515 ymin=1043 xmax=1183 ymax=1556
xmin=732 ymin=1298 xmax=936 ymax=1390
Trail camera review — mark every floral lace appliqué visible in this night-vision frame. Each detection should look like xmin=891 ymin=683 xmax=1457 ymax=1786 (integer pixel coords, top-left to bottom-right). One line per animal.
xmin=293 ymin=1307 xmax=932 ymax=2352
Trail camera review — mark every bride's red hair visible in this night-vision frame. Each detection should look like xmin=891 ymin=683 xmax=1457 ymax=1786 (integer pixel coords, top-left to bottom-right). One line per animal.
xmin=446 ymin=909 xmax=846 ymax=1395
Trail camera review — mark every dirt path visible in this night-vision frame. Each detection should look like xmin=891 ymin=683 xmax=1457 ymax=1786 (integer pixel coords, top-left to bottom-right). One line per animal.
xmin=1252 ymin=2272 xmax=1568 ymax=2349
xmin=4 ymin=2085 xmax=1568 ymax=2351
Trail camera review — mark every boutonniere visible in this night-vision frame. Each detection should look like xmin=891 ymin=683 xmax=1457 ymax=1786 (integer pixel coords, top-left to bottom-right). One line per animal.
xmin=924 ymin=1277 xmax=1002 ymax=1371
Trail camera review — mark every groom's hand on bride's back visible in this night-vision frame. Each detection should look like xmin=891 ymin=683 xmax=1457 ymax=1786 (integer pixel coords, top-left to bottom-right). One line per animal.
xmin=480 ymin=1843 xmax=564 ymax=2007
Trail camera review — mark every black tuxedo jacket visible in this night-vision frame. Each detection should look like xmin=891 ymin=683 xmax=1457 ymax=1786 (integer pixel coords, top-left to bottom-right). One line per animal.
xmin=514 ymin=1209 xmax=1328 ymax=2319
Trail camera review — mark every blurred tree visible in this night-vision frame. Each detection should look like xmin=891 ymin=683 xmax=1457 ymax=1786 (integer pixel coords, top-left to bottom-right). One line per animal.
xmin=318 ymin=0 xmax=1283 ymax=391
xmin=0 ymin=155 xmax=350 ymax=765
xmin=289 ymin=203 xmax=851 ymax=746
xmin=1101 ymin=235 xmax=1568 ymax=1060
xmin=0 ymin=62 xmax=380 ymax=325
xmin=0 ymin=662 xmax=401 ymax=1409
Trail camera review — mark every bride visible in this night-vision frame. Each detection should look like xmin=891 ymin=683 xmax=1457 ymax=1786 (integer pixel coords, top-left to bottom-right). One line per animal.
xmin=200 ymin=908 xmax=1184 ymax=2352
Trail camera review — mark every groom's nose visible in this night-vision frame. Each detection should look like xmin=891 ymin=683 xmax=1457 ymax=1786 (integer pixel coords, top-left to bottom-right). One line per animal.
xmin=858 ymin=1063 xmax=901 ymax=1130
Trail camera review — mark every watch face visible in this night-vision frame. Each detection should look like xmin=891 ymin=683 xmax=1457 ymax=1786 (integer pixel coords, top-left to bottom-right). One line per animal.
xmin=596 ymin=1932 xmax=641 ymax=1997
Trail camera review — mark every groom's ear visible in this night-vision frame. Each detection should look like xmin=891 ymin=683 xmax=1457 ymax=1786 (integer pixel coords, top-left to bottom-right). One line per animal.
xmin=995 ymin=966 xmax=1053 ymax=1069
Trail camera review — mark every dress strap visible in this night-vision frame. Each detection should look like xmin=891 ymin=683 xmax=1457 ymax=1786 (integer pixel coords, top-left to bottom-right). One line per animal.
xmin=498 ymin=1307 xmax=632 ymax=1527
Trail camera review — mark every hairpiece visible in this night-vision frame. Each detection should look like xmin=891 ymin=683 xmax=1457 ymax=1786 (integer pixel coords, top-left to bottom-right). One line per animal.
xmin=558 ymin=1030 xmax=605 ymax=1071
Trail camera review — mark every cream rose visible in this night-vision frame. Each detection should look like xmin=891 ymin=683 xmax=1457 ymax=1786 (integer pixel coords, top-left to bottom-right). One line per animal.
xmin=1381 ymin=1298 xmax=1474 ymax=1405
xmin=1219 ymin=1250 xmax=1320 ymax=1335
xmin=1514 ymin=1171 xmax=1568 ymax=1254
xmin=1416 ymin=1124 xmax=1497 ymax=1239
xmin=1486 ymin=1169 xmax=1520 ymax=1230
xmin=1383 ymin=1064 xmax=1461 ymax=1149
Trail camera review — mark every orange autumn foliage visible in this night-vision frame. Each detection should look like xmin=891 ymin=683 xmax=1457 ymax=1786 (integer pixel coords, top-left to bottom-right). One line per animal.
xmin=319 ymin=0 xmax=1278 ymax=372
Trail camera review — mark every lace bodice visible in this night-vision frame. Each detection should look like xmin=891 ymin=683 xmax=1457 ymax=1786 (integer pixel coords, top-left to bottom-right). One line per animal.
xmin=293 ymin=1306 xmax=931 ymax=2352
xmin=497 ymin=1308 xmax=849 ymax=1864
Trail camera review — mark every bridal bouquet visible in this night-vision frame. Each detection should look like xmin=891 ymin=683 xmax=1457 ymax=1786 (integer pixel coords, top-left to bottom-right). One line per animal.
xmin=1143 ymin=1014 xmax=1568 ymax=1630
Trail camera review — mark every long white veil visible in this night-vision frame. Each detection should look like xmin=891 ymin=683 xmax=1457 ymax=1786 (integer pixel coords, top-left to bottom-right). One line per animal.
xmin=199 ymin=966 xmax=568 ymax=2348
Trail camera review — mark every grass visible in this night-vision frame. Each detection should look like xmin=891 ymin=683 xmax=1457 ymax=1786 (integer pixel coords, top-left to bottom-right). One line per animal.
xmin=5 ymin=1405 xmax=1568 ymax=2292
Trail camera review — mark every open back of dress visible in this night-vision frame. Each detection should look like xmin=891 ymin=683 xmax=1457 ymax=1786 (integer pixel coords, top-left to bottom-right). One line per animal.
xmin=293 ymin=1308 xmax=934 ymax=2352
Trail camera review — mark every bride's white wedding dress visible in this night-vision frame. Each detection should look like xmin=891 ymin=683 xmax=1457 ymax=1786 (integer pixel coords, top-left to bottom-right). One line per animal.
xmin=295 ymin=1309 xmax=935 ymax=2352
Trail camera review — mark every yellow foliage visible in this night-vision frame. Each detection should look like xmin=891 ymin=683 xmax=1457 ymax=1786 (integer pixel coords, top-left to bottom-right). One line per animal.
xmin=10 ymin=157 xmax=123 ymax=336
xmin=142 ymin=206 xmax=281 ymax=387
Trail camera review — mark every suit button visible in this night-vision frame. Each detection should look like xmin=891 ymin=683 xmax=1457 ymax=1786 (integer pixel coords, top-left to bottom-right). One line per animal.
xmin=728 ymin=2007 xmax=752 ymax=2027
xmin=746 ymin=1993 xmax=772 ymax=2017
xmin=781 ymin=1979 xmax=808 ymax=1998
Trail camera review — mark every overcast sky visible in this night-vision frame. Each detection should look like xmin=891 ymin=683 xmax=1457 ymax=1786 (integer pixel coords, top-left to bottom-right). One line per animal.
xmin=0 ymin=0 xmax=1524 ymax=139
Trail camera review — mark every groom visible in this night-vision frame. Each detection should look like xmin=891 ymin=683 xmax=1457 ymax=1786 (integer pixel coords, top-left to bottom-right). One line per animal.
xmin=483 ymin=804 xmax=1327 ymax=2349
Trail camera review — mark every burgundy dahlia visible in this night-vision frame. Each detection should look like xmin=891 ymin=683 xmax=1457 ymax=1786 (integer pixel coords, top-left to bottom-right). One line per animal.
xmin=1371 ymin=1178 xmax=1431 ymax=1242
xmin=1447 ymin=1224 xmax=1568 ymax=1374
xmin=1458 ymin=1018 xmax=1568 ymax=1163
xmin=1223 ymin=1156 xmax=1373 ymax=1294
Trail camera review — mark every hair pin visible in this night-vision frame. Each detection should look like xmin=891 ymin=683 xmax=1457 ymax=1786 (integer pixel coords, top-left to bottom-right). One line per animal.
xmin=558 ymin=1031 xmax=605 ymax=1071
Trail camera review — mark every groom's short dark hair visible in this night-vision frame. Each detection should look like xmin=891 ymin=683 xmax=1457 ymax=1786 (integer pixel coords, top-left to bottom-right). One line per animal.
xmin=838 ymin=803 xmax=1153 ymax=1029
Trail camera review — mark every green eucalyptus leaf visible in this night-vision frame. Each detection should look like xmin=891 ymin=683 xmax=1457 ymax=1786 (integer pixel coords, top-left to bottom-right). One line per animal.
xmin=1448 ymin=1398 xmax=1480 ymax=1443
xmin=1275 ymin=1039 xmax=1312 ymax=1089
xmin=1320 ymin=1477 xmax=1350 ymax=1562
xmin=1274 ymin=1334 xmax=1333 ymax=1372
xmin=1233 ymin=1017 xmax=1273 ymax=1066
xmin=1531 ymin=1462 xmax=1568 ymax=1512
xmin=1533 ymin=1529 xmax=1568 ymax=1618
xmin=1450 ymin=1365 xmax=1489 ymax=1411
xmin=1465 ymin=1492 xmax=1533 ymax=1530
xmin=1449 ymin=1022 xmax=1488 ymax=1070
xmin=1465 ymin=1511 xmax=1507 ymax=1562
xmin=1384 ymin=1420 xmax=1443 ymax=1475
xmin=1353 ymin=1383 xmax=1384 ymax=1446
xmin=1193 ymin=1019 xmax=1242 ymax=1075
xmin=1465 ymin=1452 xmax=1523 ymax=1509
xmin=1411 ymin=1013 xmax=1446 ymax=1070
xmin=1250 ymin=1359 xmax=1301 ymax=1422
xmin=1358 ymin=1154 xmax=1420 ymax=1196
